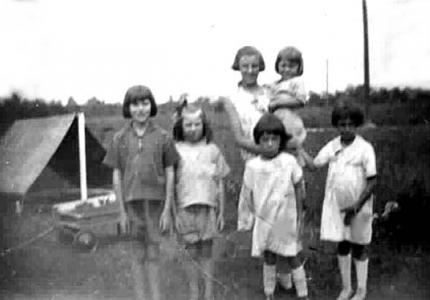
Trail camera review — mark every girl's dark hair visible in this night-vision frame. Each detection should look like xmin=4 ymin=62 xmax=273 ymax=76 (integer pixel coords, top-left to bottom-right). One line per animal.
xmin=232 ymin=46 xmax=265 ymax=72
xmin=173 ymin=104 xmax=213 ymax=143
xmin=123 ymin=85 xmax=157 ymax=118
xmin=275 ymin=46 xmax=304 ymax=76
xmin=253 ymin=113 xmax=290 ymax=151
xmin=331 ymin=98 xmax=365 ymax=127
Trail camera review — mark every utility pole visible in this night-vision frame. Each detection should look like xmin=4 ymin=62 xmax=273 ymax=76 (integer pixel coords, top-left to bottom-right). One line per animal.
xmin=363 ymin=0 xmax=370 ymax=118
xmin=326 ymin=59 xmax=329 ymax=106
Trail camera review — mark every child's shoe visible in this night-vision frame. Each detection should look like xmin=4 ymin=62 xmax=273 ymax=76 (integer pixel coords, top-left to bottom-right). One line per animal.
xmin=351 ymin=259 xmax=368 ymax=300
xmin=277 ymin=272 xmax=293 ymax=290
xmin=263 ymin=264 xmax=277 ymax=298
xmin=337 ymin=254 xmax=353 ymax=300
xmin=292 ymin=265 xmax=309 ymax=299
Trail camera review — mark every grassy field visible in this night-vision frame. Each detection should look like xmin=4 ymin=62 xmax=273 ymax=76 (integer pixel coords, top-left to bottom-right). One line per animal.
xmin=86 ymin=105 xmax=430 ymax=208
xmin=84 ymin=104 xmax=430 ymax=246
xmin=1 ymin=106 xmax=430 ymax=299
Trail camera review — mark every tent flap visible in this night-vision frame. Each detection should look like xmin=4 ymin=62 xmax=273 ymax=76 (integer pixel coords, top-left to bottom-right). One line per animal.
xmin=0 ymin=114 xmax=110 ymax=196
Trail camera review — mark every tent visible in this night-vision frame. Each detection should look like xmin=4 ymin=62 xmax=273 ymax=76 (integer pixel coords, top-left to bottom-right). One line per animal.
xmin=0 ymin=113 xmax=111 ymax=202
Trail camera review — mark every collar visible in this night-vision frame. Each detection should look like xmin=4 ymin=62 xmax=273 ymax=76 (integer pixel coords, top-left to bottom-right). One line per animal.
xmin=333 ymin=135 xmax=361 ymax=155
xmin=127 ymin=119 xmax=156 ymax=137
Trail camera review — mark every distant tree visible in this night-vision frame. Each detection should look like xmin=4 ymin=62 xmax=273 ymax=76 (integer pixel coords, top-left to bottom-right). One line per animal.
xmin=67 ymin=96 xmax=78 ymax=107
xmin=66 ymin=96 xmax=80 ymax=113
xmin=86 ymin=97 xmax=103 ymax=107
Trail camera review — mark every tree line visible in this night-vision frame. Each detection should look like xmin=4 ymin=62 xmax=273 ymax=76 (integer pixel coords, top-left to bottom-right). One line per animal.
xmin=1 ymin=86 xmax=429 ymax=135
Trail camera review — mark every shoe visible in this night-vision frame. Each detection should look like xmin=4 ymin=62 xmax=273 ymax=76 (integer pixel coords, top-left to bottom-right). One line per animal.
xmin=351 ymin=287 xmax=366 ymax=300
xmin=265 ymin=293 xmax=275 ymax=300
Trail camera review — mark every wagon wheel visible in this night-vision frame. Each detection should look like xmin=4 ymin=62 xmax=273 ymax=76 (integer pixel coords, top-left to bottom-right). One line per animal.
xmin=73 ymin=230 xmax=98 ymax=251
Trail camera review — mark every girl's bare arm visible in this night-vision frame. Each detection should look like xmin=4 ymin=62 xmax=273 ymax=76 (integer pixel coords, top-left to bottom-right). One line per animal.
xmin=113 ymin=168 xmax=128 ymax=232
xmin=344 ymin=177 xmax=377 ymax=214
xmin=269 ymin=92 xmax=305 ymax=111
xmin=297 ymin=147 xmax=318 ymax=171
xmin=294 ymin=179 xmax=305 ymax=220
xmin=342 ymin=177 xmax=377 ymax=225
xmin=217 ymin=178 xmax=226 ymax=231
xmin=160 ymin=165 xmax=175 ymax=231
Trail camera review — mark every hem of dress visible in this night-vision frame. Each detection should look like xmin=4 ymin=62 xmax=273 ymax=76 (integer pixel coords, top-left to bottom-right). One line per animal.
xmin=252 ymin=244 xmax=303 ymax=258
xmin=179 ymin=201 xmax=217 ymax=209
xmin=320 ymin=237 xmax=372 ymax=245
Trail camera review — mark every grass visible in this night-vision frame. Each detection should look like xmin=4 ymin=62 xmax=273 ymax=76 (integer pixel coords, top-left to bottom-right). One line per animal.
xmin=86 ymin=106 xmax=430 ymax=249
xmin=2 ymin=106 xmax=430 ymax=299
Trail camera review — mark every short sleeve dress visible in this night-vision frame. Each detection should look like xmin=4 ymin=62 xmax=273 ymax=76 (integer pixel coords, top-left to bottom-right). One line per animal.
xmin=175 ymin=141 xmax=230 ymax=243
xmin=237 ymin=152 xmax=304 ymax=257
xmin=314 ymin=135 xmax=377 ymax=245
xmin=229 ymin=85 xmax=270 ymax=161
xmin=268 ymin=77 xmax=308 ymax=149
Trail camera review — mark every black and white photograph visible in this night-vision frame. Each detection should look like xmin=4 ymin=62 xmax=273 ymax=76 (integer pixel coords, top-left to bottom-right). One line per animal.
xmin=1 ymin=0 xmax=429 ymax=299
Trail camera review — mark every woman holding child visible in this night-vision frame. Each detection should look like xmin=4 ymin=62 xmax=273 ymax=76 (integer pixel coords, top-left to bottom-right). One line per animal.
xmin=222 ymin=46 xmax=310 ymax=300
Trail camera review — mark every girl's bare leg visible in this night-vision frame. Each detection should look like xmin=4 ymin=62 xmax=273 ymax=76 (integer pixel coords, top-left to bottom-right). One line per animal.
xmin=185 ymin=262 xmax=199 ymax=300
xmin=146 ymin=246 xmax=162 ymax=300
xmin=277 ymin=255 xmax=293 ymax=290
xmin=184 ymin=243 xmax=200 ymax=300
xmin=289 ymin=256 xmax=309 ymax=299
xmin=201 ymin=240 xmax=214 ymax=300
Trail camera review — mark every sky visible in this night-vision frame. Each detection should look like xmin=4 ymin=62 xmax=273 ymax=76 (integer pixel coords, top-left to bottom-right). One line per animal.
xmin=0 ymin=0 xmax=429 ymax=104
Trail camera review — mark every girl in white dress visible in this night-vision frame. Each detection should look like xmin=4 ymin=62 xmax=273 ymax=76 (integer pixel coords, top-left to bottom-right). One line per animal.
xmin=300 ymin=100 xmax=377 ymax=300
xmin=173 ymin=103 xmax=230 ymax=300
xmin=238 ymin=113 xmax=309 ymax=300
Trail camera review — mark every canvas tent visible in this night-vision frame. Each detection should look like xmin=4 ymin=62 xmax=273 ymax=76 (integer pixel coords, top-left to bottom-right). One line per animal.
xmin=0 ymin=113 xmax=111 ymax=201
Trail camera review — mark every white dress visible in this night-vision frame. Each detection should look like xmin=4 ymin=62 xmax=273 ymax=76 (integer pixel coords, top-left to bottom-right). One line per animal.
xmin=174 ymin=141 xmax=230 ymax=243
xmin=175 ymin=141 xmax=230 ymax=208
xmin=228 ymin=85 xmax=270 ymax=161
xmin=314 ymin=135 xmax=377 ymax=244
xmin=268 ymin=77 xmax=308 ymax=149
xmin=237 ymin=152 xmax=303 ymax=257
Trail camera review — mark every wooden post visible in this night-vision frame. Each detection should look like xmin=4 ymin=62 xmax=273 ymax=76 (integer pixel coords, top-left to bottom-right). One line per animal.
xmin=78 ymin=113 xmax=88 ymax=200
xmin=363 ymin=0 xmax=370 ymax=117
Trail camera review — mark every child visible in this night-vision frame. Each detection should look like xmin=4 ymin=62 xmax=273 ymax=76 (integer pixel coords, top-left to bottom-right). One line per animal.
xmin=103 ymin=85 xmax=179 ymax=300
xmin=268 ymin=46 xmax=309 ymax=290
xmin=299 ymin=100 xmax=377 ymax=300
xmin=173 ymin=103 xmax=230 ymax=300
xmin=238 ymin=113 xmax=309 ymax=300
xmin=268 ymin=46 xmax=308 ymax=162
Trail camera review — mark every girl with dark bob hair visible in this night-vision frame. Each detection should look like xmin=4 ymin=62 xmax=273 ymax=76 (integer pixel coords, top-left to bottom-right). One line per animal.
xmin=238 ymin=113 xmax=310 ymax=299
xmin=104 ymin=84 xmax=179 ymax=300
xmin=331 ymin=98 xmax=365 ymax=127
xmin=252 ymin=113 xmax=290 ymax=150
xmin=268 ymin=46 xmax=308 ymax=157
xmin=299 ymin=99 xmax=376 ymax=300
xmin=122 ymin=85 xmax=158 ymax=118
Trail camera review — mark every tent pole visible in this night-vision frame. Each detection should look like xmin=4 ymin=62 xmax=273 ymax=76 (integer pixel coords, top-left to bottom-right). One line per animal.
xmin=78 ymin=113 xmax=88 ymax=200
